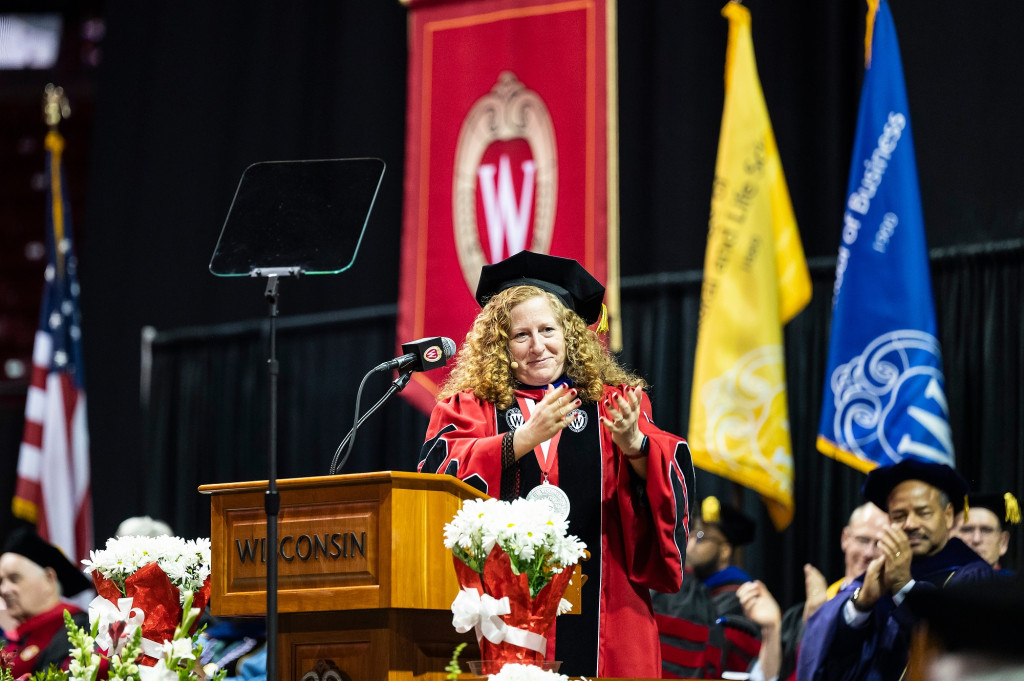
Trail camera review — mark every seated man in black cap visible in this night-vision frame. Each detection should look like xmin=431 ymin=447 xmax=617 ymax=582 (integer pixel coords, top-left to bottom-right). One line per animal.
xmin=798 ymin=459 xmax=993 ymax=681
xmin=0 ymin=527 xmax=92 ymax=677
xmin=685 ymin=497 xmax=758 ymax=615
xmin=652 ymin=496 xmax=760 ymax=679
xmin=953 ymin=491 xmax=1020 ymax=572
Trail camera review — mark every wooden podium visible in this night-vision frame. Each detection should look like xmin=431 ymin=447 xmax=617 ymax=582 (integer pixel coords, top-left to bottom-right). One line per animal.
xmin=199 ymin=472 xmax=487 ymax=681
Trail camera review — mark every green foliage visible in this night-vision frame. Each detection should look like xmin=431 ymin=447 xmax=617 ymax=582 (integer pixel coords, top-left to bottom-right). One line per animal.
xmin=20 ymin=592 xmax=223 ymax=681
xmin=62 ymin=609 xmax=100 ymax=681
xmin=445 ymin=642 xmax=468 ymax=680
xmin=29 ymin=665 xmax=67 ymax=681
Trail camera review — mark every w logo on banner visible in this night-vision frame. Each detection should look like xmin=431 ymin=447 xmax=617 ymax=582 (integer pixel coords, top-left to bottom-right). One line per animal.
xmin=452 ymin=72 xmax=558 ymax=294
xmin=478 ymin=153 xmax=537 ymax=262
xmin=817 ymin=0 xmax=953 ymax=473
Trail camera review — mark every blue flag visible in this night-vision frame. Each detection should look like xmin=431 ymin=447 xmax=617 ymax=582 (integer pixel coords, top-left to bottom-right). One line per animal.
xmin=816 ymin=0 xmax=953 ymax=473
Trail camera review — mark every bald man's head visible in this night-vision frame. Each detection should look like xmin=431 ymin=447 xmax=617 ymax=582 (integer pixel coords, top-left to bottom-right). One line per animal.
xmin=841 ymin=502 xmax=888 ymax=581
xmin=0 ymin=552 xmax=62 ymax=624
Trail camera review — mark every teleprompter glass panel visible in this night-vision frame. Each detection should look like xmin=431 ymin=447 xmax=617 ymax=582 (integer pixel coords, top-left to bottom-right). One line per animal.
xmin=209 ymin=157 xmax=385 ymax=277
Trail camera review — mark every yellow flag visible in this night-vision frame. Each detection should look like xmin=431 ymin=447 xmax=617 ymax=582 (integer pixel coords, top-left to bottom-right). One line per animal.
xmin=687 ymin=2 xmax=812 ymax=530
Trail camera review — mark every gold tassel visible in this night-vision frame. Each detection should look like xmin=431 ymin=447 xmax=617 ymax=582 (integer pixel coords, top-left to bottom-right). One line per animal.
xmin=595 ymin=304 xmax=609 ymax=334
xmin=1004 ymin=493 xmax=1021 ymax=525
xmin=702 ymin=496 xmax=721 ymax=523
xmin=963 ymin=495 xmax=969 ymax=522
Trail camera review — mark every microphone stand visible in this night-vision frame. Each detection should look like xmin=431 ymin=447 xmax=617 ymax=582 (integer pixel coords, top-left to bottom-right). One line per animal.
xmin=329 ymin=368 xmax=413 ymax=475
xmin=263 ymin=274 xmax=281 ymax=681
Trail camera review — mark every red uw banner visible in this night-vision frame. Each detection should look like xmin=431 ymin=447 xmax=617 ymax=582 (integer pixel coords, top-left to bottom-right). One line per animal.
xmin=399 ymin=0 xmax=615 ymax=412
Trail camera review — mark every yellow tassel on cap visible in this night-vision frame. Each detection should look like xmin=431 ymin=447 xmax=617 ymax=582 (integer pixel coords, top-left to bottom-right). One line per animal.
xmin=963 ymin=496 xmax=969 ymax=522
xmin=1005 ymin=492 xmax=1021 ymax=525
xmin=702 ymin=496 xmax=721 ymax=523
xmin=595 ymin=304 xmax=609 ymax=334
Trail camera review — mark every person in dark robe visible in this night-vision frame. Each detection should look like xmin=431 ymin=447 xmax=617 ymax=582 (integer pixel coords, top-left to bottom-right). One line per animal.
xmin=0 ymin=527 xmax=92 ymax=678
xmin=742 ymin=503 xmax=887 ymax=681
xmin=952 ymin=491 xmax=1020 ymax=572
xmin=797 ymin=459 xmax=993 ymax=681
xmin=417 ymin=250 xmax=694 ymax=679
xmin=651 ymin=496 xmax=761 ymax=678
xmin=685 ymin=497 xmax=757 ymax=615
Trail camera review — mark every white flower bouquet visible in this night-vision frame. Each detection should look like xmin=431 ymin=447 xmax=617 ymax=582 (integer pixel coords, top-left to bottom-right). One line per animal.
xmin=444 ymin=497 xmax=585 ymax=598
xmin=487 ymin=663 xmax=569 ymax=681
xmin=444 ymin=498 xmax=586 ymax=675
xmin=82 ymin=535 xmax=212 ymax=604
xmin=80 ymin=535 xmax=213 ymax=668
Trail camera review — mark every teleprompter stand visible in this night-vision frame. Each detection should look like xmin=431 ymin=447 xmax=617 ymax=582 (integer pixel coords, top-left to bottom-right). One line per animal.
xmin=209 ymin=158 xmax=386 ymax=680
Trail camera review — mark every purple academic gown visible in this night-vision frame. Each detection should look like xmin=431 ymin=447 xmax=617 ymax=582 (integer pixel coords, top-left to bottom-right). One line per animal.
xmin=796 ymin=537 xmax=992 ymax=681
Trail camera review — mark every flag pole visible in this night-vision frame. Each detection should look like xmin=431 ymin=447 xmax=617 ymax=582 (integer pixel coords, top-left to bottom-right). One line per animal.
xmin=42 ymin=84 xmax=70 ymax=279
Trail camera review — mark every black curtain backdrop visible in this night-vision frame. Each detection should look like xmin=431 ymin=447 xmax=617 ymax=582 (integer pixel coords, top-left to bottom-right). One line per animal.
xmin=2 ymin=0 xmax=1022 ymax=611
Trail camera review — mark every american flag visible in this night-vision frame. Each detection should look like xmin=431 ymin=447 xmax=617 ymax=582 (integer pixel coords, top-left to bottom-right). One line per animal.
xmin=12 ymin=129 xmax=93 ymax=566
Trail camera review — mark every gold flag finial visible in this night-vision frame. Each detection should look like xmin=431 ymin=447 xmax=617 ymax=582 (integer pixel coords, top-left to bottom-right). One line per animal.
xmin=702 ymin=496 xmax=721 ymax=523
xmin=43 ymin=83 xmax=71 ymax=129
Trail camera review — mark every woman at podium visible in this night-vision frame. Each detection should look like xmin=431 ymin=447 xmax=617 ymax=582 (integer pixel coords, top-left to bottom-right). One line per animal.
xmin=417 ymin=250 xmax=694 ymax=679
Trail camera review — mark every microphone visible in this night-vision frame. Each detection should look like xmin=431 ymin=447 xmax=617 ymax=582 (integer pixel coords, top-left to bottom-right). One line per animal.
xmin=374 ymin=337 xmax=456 ymax=373
xmin=330 ymin=336 xmax=456 ymax=475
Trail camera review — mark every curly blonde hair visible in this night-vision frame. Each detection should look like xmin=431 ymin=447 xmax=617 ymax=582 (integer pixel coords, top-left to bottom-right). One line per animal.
xmin=439 ymin=286 xmax=645 ymax=410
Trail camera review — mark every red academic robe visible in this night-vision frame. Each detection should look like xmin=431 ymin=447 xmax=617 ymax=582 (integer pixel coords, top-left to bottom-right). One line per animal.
xmin=418 ymin=384 xmax=694 ymax=679
xmin=1 ymin=602 xmax=85 ymax=678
